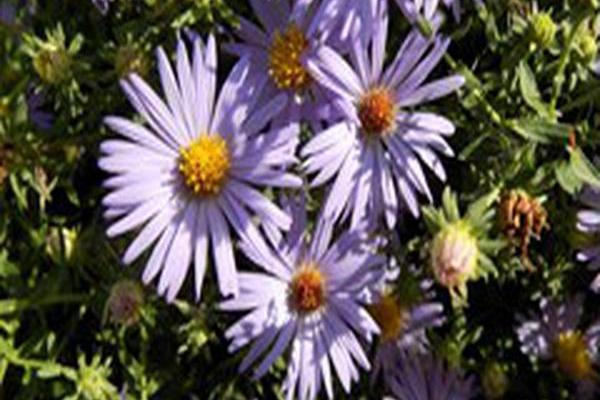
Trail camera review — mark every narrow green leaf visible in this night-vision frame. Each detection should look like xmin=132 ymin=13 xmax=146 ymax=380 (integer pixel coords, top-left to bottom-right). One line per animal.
xmin=509 ymin=118 xmax=570 ymax=144
xmin=569 ymin=147 xmax=600 ymax=188
xmin=518 ymin=61 xmax=550 ymax=117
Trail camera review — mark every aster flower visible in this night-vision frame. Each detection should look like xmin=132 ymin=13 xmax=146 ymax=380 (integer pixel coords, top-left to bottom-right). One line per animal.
xmin=516 ymin=295 xmax=600 ymax=398
xmin=396 ymin=0 xmax=460 ymax=26
xmin=302 ymin=1 xmax=464 ymax=228
xmin=369 ymin=270 xmax=445 ymax=390
xmin=388 ymin=350 xmax=476 ymax=400
xmin=221 ymin=196 xmax=385 ymax=400
xmin=577 ymin=186 xmax=600 ymax=292
xmin=100 ymin=34 xmax=301 ymax=301
xmin=227 ymin=0 xmax=337 ymax=129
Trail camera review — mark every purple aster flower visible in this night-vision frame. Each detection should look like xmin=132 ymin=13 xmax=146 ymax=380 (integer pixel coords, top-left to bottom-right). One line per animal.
xmin=516 ymin=295 xmax=600 ymax=398
xmin=26 ymin=87 xmax=53 ymax=131
xmin=369 ymin=272 xmax=445 ymax=390
xmin=388 ymin=350 xmax=476 ymax=400
xmin=577 ymin=186 xmax=600 ymax=292
xmin=92 ymin=0 xmax=111 ymax=15
xmin=227 ymin=0 xmax=338 ymax=129
xmin=100 ymin=34 xmax=301 ymax=301
xmin=396 ymin=0 xmax=461 ymax=25
xmin=302 ymin=3 xmax=464 ymax=228
xmin=221 ymin=196 xmax=385 ymax=400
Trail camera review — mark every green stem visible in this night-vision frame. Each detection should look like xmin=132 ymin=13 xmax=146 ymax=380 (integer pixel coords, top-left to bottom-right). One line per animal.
xmin=0 ymin=293 xmax=91 ymax=316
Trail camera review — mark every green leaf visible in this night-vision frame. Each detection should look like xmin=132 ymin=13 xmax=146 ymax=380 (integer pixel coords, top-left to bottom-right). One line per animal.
xmin=509 ymin=118 xmax=571 ymax=144
xmin=442 ymin=188 xmax=461 ymax=222
xmin=555 ymin=159 xmax=582 ymax=194
xmin=569 ymin=147 xmax=600 ymax=188
xmin=422 ymin=206 xmax=447 ymax=232
xmin=465 ymin=188 xmax=500 ymax=224
xmin=518 ymin=61 xmax=550 ymax=117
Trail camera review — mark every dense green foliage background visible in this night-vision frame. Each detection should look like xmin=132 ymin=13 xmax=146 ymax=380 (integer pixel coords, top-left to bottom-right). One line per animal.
xmin=3 ymin=0 xmax=600 ymax=399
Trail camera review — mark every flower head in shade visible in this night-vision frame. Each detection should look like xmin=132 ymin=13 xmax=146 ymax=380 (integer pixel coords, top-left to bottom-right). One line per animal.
xmin=26 ymin=87 xmax=53 ymax=130
xmin=369 ymin=268 xmax=445 ymax=390
xmin=221 ymin=196 xmax=385 ymax=400
xmin=100 ymin=34 xmax=301 ymax=301
xmin=396 ymin=0 xmax=461 ymax=26
xmin=516 ymin=295 xmax=600 ymax=397
xmin=227 ymin=0 xmax=338 ymax=128
xmin=302 ymin=1 xmax=464 ymax=228
xmin=388 ymin=351 xmax=476 ymax=400
xmin=92 ymin=0 xmax=112 ymax=15
xmin=576 ymin=186 xmax=600 ymax=292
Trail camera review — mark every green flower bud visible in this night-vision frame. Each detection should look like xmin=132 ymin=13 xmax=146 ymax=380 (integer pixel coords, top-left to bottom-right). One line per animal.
xmin=578 ymin=32 xmax=598 ymax=65
xmin=528 ymin=12 xmax=557 ymax=49
xmin=33 ymin=46 xmax=72 ymax=85
xmin=482 ymin=362 xmax=509 ymax=399
xmin=430 ymin=222 xmax=478 ymax=290
xmin=105 ymin=280 xmax=144 ymax=326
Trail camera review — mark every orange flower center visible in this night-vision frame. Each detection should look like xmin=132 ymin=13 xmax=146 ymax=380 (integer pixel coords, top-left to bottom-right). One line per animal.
xmin=289 ymin=262 xmax=326 ymax=313
xmin=369 ymin=294 xmax=407 ymax=342
xmin=553 ymin=331 xmax=593 ymax=381
xmin=358 ymin=87 xmax=396 ymax=136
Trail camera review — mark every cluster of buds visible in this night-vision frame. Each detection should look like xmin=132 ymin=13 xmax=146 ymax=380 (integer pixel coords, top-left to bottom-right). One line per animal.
xmin=499 ymin=190 xmax=548 ymax=270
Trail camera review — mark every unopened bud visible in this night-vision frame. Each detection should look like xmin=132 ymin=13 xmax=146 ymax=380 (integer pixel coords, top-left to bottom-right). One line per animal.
xmin=430 ymin=222 xmax=478 ymax=289
xmin=528 ymin=12 xmax=557 ymax=49
xmin=106 ymin=280 xmax=143 ymax=326
xmin=482 ymin=362 xmax=509 ymax=399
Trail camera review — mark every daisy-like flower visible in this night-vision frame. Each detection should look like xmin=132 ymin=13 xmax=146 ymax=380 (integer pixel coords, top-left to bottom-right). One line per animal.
xmin=369 ymin=272 xmax=445 ymax=389
xmin=227 ymin=0 xmax=337 ymax=128
xmin=303 ymin=1 xmax=464 ymax=228
xmin=100 ymin=34 xmax=301 ymax=301
xmin=516 ymin=295 xmax=600 ymax=397
xmin=221 ymin=196 xmax=385 ymax=400
xmin=577 ymin=186 xmax=600 ymax=292
xmin=388 ymin=351 xmax=476 ymax=400
xmin=396 ymin=0 xmax=460 ymax=25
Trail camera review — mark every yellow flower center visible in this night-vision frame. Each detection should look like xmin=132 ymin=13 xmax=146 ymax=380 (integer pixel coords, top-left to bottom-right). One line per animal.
xmin=368 ymin=294 xmax=406 ymax=342
xmin=268 ymin=23 xmax=311 ymax=92
xmin=289 ymin=262 xmax=326 ymax=313
xmin=178 ymin=135 xmax=231 ymax=196
xmin=358 ymin=87 xmax=396 ymax=136
xmin=553 ymin=331 xmax=593 ymax=381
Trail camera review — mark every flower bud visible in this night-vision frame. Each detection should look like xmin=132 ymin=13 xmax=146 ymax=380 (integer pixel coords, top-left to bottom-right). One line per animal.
xmin=482 ymin=362 xmax=509 ymax=399
xmin=430 ymin=222 xmax=478 ymax=289
xmin=576 ymin=31 xmax=598 ymax=66
xmin=105 ymin=280 xmax=144 ymax=326
xmin=528 ymin=12 xmax=557 ymax=49
xmin=33 ymin=46 xmax=72 ymax=85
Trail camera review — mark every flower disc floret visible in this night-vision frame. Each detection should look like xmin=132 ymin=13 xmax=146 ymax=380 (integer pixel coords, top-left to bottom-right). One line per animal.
xmin=289 ymin=262 xmax=326 ymax=313
xmin=359 ymin=87 xmax=396 ymax=136
xmin=268 ymin=24 xmax=311 ymax=91
xmin=178 ymin=135 xmax=231 ymax=197
xmin=554 ymin=331 xmax=593 ymax=381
